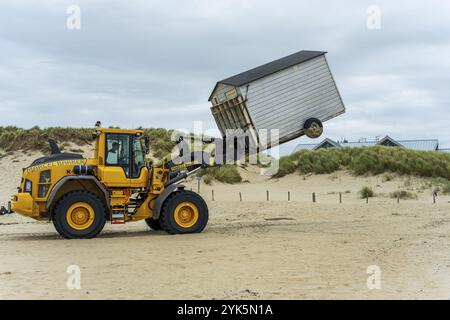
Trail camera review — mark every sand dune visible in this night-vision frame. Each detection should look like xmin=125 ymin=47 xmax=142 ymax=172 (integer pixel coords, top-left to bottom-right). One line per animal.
xmin=1 ymin=150 xmax=450 ymax=299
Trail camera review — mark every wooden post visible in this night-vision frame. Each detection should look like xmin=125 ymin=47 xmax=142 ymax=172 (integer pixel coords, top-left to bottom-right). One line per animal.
xmin=266 ymin=190 xmax=269 ymax=201
xmin=212 ymin=190 xmax=214 ymax=201
xmin=433 ymin=193 xmax=436 ymax=204
xmin=288 ymin=191 xmax=290 ymax=201
xmin=397 ymin=195 xmax=400 ymax=204
xmin=239 ymin=192 xmax=242 ymax=202
xmin=366 ymin=195 xmax=369 ymax=204
xmin=339 ymin=192 xmax=342 ymax=204
xmin=312 ymin=192 xmax=316 ymax=203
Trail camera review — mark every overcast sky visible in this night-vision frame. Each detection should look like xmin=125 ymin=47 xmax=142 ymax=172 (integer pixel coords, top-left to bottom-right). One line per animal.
xmin=1 ymin=0 xmax=449 ymax=155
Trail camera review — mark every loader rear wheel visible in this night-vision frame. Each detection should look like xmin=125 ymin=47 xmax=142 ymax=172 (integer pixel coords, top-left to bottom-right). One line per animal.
xmin=304 ymin=118 xmax=323 ymax=139
xmin=160 ymin=190 xmax=208 ymax=234
xmin=145 ymin=218 xmax=162 ymax=231
xmin=52 ymin=191 xmax=106 ymax=239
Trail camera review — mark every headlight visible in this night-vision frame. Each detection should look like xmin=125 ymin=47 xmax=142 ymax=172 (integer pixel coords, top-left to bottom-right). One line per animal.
xmin=24 ymin=180 xmax=32 ymax=193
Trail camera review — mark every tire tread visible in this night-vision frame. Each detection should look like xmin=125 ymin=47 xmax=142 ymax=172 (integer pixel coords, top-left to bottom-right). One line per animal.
xmin=52 ymin=190 xmax=107 ymax=239
xmin=159 ymin=190 xmax=208 ymax=235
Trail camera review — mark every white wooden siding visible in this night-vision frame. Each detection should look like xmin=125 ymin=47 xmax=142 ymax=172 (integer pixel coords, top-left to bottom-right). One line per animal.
xmin=239 ymin=55 xmax=345 ymax=138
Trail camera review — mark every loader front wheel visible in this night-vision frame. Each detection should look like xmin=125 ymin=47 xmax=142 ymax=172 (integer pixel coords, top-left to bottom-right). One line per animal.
xmin=53 ymin=191 xmax=106 ymax=239
xmin=160 ymin=190 xmax=208 ymax=234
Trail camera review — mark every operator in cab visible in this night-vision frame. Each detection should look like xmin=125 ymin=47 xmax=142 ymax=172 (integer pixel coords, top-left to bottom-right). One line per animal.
xmin=107 ymin=142 xmax=120 ymax=164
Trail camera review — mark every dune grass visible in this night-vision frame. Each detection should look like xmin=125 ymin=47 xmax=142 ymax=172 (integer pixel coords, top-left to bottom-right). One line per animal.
xmin=359 ymin=186 xmax=375 ymax=199
xmin=0 ymin=126 xmax=94 ymax=153
xmin=0 ymin=126 xmax=178 ymax=159
xmin=198 ymin=165 xmax=242 ymax=184
xmin=390 ymin=190 xmax=418 ymax=200
xmin=202 ymin=174 xmax=214 ymax=185
xmin=142 ymin=128 xmax=177 ymax=160
xmin=274 ymin=146 xmax=450 ymax=181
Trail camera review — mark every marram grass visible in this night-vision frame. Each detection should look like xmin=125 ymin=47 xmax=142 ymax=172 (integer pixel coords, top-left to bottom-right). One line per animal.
xmin=274 ymin=146 xmax=450 ymax=180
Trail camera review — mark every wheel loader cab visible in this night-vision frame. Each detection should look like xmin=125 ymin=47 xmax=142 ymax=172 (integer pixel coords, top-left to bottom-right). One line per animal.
xmin=94 ymin=128 xmax=149 ymax=188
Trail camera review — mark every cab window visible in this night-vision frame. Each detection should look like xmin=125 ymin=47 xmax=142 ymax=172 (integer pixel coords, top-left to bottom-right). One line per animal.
xmin=132 ymin=138 xmax=146 ymax=178
xmin=105 ymin=134 xmax=131 ymax=177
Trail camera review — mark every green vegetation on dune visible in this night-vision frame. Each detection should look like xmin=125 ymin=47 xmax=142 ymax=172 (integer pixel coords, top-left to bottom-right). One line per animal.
xmin=142 ymin=128 xmax=177 ymax=160
xmin=359 ymin=186 xmax=375 ymax=199
xmin=198 ymin=165 xmax=242 ymax=184
xmin=390 ymin=190 xmax=418 ymax=200
xmin=442 ymin=182 xmax=450 ymax=194
xmin=274 ymin=146 xmax=450 ymax=180
xmin=0 ymin=126 xmax=178 ymax=158
xmin=0 ymin=126 xmax=94 ymax=152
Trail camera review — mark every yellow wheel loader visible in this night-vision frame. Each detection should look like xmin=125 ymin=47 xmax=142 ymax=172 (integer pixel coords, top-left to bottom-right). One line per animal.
xmin=7 ymin=127 xmax=211 ymax=239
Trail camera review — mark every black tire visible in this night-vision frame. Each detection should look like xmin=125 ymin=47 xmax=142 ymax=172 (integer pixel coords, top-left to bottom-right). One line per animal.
xmin=160 ymin=190 xmax=209 ymax=235
xmin=52 ymin=190 xmax=107 ymax=239
xmin=304 ymin=118 xmax=323 ymax=139
xmin=145 ymin=218 xmax=162 ymax=231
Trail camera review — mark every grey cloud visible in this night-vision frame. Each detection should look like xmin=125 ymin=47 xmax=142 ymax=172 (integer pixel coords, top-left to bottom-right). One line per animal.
xmin=1 ymin=0 xmax=450 ymax=154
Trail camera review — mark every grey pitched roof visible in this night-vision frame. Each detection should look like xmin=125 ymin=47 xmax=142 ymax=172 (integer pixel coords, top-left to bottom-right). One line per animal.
xmin=292 ymin=138 xmax=341 ymax=153
xmin=313 ymin=138 xmax=342 ymax=150
xmin=218 ymin=50 xmax=326 ymax=87
xmin=397 ymin=139 xmax=439 ymax=151
xmin=377 ymin=135 xmax=404 ymax=147
xmin=293 ymin=137 xmax=440 ymax=153
xmin=292 ymin=143 xmax=316 ymax=153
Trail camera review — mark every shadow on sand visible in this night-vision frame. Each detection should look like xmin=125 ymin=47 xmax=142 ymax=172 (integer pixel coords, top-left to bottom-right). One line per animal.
xmin=3 ymin=229 xmax=166 ymax=241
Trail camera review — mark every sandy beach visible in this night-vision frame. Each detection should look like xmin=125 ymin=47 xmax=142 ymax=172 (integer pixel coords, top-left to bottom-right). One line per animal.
xmin=1 ymin=150 xmax=450 ymax=299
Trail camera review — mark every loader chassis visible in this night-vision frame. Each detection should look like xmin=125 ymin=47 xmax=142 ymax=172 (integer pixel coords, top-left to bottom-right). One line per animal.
xmin=10 ymin=128 xmax=209 ymax=239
